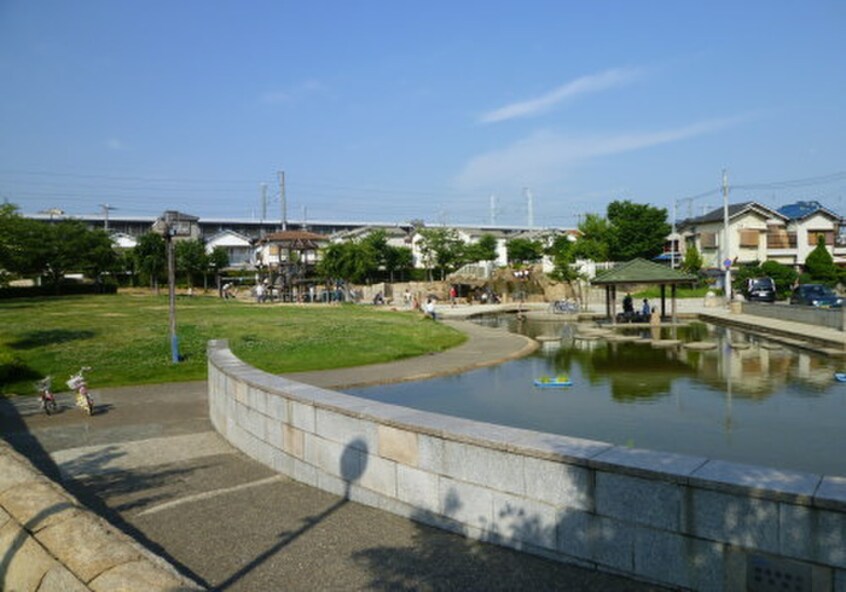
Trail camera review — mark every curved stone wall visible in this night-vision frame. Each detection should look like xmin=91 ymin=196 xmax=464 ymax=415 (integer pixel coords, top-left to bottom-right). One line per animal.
xmin=208 ymin=338 xmax=846 ymax=591
xmin=0 ymin=439 xmax=201 ymax=591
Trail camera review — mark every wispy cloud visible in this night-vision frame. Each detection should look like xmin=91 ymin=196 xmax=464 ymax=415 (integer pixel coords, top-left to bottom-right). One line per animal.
xmin=259 ymin=79 xmax=324 ymax=105
xmin=105 ymin=138 xmax=126 ymax=151
xmin=479 ymin=67 xmax=643 ymax=124
xmin=456 ymin=116 xmax=747 ymax=189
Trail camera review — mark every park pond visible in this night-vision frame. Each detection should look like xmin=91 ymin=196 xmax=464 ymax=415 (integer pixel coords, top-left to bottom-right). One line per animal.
xmin=346 ymin=316 xmax=846 ymax=477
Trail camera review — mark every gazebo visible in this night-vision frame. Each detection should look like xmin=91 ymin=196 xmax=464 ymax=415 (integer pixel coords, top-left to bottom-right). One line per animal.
xmin=591 ymin=258 xmax=697 ymax=324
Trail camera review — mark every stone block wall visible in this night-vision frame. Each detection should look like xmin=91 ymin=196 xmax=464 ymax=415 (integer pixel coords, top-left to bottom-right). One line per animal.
xmin=0 ymin=439 xmax=201 ymax=592
xmin=209 ymin=339 xmax=846 ymax=591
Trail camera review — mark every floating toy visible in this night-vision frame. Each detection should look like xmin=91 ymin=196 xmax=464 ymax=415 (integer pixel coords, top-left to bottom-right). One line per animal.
xmin=533 ymin=375 xmax=573 ymax=388
xmin=834 ymin=372 xmax=846 ymax=383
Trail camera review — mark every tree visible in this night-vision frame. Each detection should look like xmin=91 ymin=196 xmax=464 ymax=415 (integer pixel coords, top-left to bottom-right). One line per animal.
xmin=607 ymin=200 xmax=671 ymax=261
xmin=506 ymin=238 xmax=543 ymax=265
xmin=175 ymin=239 xmax=208 ymax=287
xmin=804 ymin=235 xmax=838 ymax=285
xmin=416 ymin=227 xmax=464 ymax=280
xmin=207 ymin=246 xmax=229 ymax=291
xmin=571 ymin=214 xmax=611 ymax=262
xmin=466 ymin=234 xmax=498 ymax=264
xmin=547 ymin=235 xmax=579 ymax=281
xmin=760 ymin=260 xmax=798 ymax=298
xmin=317 ymin=240 xmax=378 ymax=285
xmin=133 ymin=233 xmax=167 ymax=293
xmin=681 ymin=244 xmax=703 ymax=275
xmin=78 ymin=227 xmax=119 ymax=286
xmin=383 ymin=245 xmax=413 ymax=282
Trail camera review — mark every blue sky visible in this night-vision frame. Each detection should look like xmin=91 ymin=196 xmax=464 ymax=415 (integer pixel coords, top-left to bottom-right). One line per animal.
xmin=1 ymin=1 xmax=844 ymax=227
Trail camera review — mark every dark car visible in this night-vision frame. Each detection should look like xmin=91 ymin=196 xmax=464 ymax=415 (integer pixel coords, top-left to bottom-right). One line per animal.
xmin=743 ymin=277 xmax=776 ymax=303
xmin=790 ymin=284 xmax=843 ymax=308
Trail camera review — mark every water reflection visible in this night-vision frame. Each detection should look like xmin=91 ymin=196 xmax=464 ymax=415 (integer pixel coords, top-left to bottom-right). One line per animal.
xmin=493 ymin=316 xmax=837 ymax=401
xmin=349 ymin=315 xmax=846 ymax=475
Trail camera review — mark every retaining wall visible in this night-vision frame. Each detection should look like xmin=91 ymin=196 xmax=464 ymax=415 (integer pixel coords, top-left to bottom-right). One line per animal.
xmin=208 ymin=339 xmax=846 ymax=591
xmin=0 ymin=439 xmax=201 ymax=591
xmin=742 ymin=301 xmax=845 ymax=332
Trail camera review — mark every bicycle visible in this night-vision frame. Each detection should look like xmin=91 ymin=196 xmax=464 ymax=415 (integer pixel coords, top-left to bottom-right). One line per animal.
xmin=66 ymin=366 xmax=94 ymax=416
xmin=36 ymin=377 xmax=58 ymax=415
xmin=549 ymin=299 xmax=579 ymax=314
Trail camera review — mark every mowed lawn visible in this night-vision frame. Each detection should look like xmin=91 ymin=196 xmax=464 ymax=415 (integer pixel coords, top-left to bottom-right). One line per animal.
xmin=0 ymin=293 xmax=465 ymax=396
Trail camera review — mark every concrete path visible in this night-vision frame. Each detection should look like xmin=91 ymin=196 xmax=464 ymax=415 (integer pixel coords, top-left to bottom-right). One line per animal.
xmin=3 ymin=301 xmax=839 ymax=590
xmin=2 ymin=370 xmax=664 ymax=589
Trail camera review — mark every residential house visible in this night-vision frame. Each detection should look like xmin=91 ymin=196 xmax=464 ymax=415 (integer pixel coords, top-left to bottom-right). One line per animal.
xmin=676 ymin=200 xmax=845 ymax=271
xmin=204 ymin=230 xmax=253 ymax=269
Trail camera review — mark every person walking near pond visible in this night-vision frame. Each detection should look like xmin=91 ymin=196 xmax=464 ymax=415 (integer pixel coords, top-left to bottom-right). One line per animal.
xmin=425 ymin=297 xmax=437 ymax=321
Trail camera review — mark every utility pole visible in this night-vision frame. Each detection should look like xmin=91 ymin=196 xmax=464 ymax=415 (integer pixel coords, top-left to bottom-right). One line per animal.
xmin=671 ymin=200 xmax=677 ymax=269
xmin=260 ymin=183 xmax=268 ymax=237
xmin=278 ymin=171 xmax=287 ymax=231
xmin=524 ymin=187 xmax=534 ymax=228
xmin=99 ymin=203 xmax=116 ymax=232
xmin=489 ymin=194 xmax=497 ymax=226
xmin=722 ymin=169 xmax=731 ymax=302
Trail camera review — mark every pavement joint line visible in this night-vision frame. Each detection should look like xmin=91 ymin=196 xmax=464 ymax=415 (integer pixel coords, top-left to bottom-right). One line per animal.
xmin=135 ymin=475 xmax=285 ymax=518
xmin=52 ymin=431 xmax=235 ymax=477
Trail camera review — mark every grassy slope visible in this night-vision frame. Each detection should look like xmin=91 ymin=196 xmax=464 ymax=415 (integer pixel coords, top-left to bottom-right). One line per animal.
xmin=0 ymin=294 xmax=465 ymax=395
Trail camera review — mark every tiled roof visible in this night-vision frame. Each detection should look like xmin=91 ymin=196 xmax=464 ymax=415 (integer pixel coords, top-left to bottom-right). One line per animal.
xmin=591 ymin=258 xmax=697 ymax=285
xmin=777 ymin=200 xmax=841 ymax=221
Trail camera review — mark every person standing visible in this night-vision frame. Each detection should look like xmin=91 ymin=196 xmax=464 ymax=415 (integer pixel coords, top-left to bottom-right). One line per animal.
xmin=425 ymin=297 xmax=437 ymax=321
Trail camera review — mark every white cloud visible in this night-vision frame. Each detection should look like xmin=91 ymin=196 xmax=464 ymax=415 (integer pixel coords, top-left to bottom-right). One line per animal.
xmin=479 ymin=68 xmax=643 ymax=124
xmin=455 ymin=116 xmax=746 ymax=190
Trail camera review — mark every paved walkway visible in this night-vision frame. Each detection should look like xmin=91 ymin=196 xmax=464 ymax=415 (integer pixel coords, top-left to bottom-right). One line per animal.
xmin=1 ymin=335 xmax=665 ymax=591
xmin=2 ymin=300 xmax=840 ymax=590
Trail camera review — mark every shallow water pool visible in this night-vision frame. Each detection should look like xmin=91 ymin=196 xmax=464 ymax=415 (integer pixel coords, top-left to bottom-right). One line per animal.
xmin=346 ymin=317 xmax=846 ymax=477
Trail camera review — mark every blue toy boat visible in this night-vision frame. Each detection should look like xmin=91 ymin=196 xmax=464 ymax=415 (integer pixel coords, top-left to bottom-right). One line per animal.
xmin=533 ymin=378 xmax=573 ymax=388
xmin=834 ymin=372 xmax=846 ymax=383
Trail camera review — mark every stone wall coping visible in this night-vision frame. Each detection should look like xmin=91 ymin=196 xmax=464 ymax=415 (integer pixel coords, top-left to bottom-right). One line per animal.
xmin=208 ymin=340 xmax=845 ymax=511
xmin=0 ymin=439 xmax=202 ymax=591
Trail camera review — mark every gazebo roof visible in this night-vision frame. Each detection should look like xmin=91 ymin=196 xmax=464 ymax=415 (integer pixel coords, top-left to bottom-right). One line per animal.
xmin=591 ymin=258 xmax=697 ymax=286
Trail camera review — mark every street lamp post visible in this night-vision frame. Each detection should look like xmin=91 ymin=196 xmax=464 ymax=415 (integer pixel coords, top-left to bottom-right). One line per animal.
xmin=155 ymin=211 xmax=191 ymax=363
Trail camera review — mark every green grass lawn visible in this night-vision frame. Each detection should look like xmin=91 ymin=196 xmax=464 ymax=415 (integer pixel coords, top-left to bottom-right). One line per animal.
xmin=0 ymin=294 xmax=465 ymax=396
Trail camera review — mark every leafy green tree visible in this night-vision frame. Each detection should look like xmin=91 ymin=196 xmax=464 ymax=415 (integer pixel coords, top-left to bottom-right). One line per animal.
xmin=760 ymin=260 xmax=797 ymax=298
xmin=133 ymin=233 xmax=167 ymax=292
xmin=571 ymin=213 xmax=611 ymax=262
xmin=681 ymin=244 xmax=703 ymax=274
xmin=0 ymin=204 xmax=42 ymax=282
xmin=207 ymin=246 xmax=229 ymax=291
xmin=317 ymin=240 xmax=378 ymax=284
xmin=466 ymin=234 xmax=498 ymax=264
xmin=175 ymin=238 xmax=208 ymax=287
xmin=804 ymin=234 xmax=838 ymax=285
xmin=607 ymin=200 xmax=671 ymax=261
xmin=78 ymin=227 xmax=119 ymax=285
xmin=417 ymin=227 xmax=464 ymax=280
xmin=383 ymin=245 xmax=413 ymax=282
xmin=506 ymin=238 xmax=543 ymax=265
xmin=547 ymin=234 xmax=579 ymax=281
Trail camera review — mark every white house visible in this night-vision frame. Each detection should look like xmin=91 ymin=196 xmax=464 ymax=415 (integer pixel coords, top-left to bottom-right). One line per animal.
xmin=677 ymin=200 xmax=845 ymax=271
xmin=204 ymin=230 xmax=253 ymax=269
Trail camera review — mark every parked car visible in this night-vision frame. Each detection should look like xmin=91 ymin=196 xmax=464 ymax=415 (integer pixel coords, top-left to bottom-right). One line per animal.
xmin=743 ymin=277 xmax=776 ymax=303
xmin=790 ymin=284 xmax=843 ymax=308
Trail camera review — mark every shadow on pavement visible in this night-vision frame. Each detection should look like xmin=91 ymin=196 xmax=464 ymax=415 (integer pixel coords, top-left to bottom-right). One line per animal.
xmin=0 ymin=396 xmax=210 ymax=589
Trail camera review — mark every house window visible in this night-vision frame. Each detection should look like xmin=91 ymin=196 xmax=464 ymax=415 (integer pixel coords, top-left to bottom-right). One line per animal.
xmin=767 ymin=229 xmax=796 ymax=249
xmin=739 ymin=229 xmax=759 ymax=248
xmin=807 ymin=230 xmax=833 ymax=246
xmin=699 ymin=232 xmax=717 ymax=249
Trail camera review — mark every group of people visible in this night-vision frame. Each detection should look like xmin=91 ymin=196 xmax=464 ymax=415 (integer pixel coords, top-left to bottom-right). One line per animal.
xmin=619 ymin=292 xmax=653 ymax=323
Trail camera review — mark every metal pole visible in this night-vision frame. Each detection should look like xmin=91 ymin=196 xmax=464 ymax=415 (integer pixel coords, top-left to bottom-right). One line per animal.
xmin=167 ymin=232 xmax=179 ymax=363
xmin=722 ymin=170 xmax=731 ymax=302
